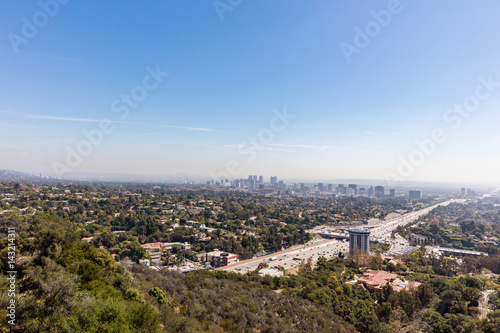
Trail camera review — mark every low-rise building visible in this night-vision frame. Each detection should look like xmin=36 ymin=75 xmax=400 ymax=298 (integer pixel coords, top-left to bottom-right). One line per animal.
xmin=205 ymin=249 xmax=238 ymax=267
xmin=410 ymin=233 xmax=428 ymax=243
xmin=147 ymin=250 xmax=162 ymax=264
xmin=258 ymin=268 xmax=283 ymax=277
xmin=351 ymin=270 xmax=421 ymax=292
xmin=426 ymin=246 xmax=488 ymax=258
xmin=357 ymin=270 xmax=397 ymax=290
xmin=139 ymin=259 xmax=151 ymax=266
xmin=164 ymin=242 xmax=191 ymax=250
xmin=141 ymin=242 xmax=166 ymax=251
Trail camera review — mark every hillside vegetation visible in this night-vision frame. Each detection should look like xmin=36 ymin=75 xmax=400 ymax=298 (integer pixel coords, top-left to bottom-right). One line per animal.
xmin=0 ymin=214 xmax=355 ymax=332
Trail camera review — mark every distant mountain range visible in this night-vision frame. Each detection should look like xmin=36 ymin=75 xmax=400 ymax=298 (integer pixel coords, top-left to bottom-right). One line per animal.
xmin=0 ymin=169 xmax=184 ymax=183
xmin=0 ymin=169 xmax=54 ymax=182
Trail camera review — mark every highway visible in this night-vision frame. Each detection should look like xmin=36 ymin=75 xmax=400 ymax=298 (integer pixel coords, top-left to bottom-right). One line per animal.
xmin=217 ymin=238 xmax=349 ymax=274
xmin=218 ymin=199 xmax=459 ymax=273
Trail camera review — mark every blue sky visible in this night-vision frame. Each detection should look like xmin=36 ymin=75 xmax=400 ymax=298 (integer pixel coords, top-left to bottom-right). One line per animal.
xmin=1 ymin=0 xmax=500 ymax=185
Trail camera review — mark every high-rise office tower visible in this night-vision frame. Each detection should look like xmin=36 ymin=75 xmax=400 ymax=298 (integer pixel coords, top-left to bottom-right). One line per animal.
xmin=349 ymin=228 xmax=370 ymax=255
xmin=375 ymin=186 xmax=385 ymax=197
xmin=389 ymin=189 xmax=395 ymax=197
xmin=337 ymin=184 xmax=346 ymax=194
xmin=368 ymin=186 xmax=374 ymax=196
xmin=348 ymin=184 xmax=358 ymax=194
xmin=408 ymin=190 xmax=422 ymax=199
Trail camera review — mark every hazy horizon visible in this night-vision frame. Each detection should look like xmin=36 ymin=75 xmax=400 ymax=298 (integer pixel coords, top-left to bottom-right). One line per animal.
xmin=2 ymin=1 xmax=500 ymax=185
xmin=3 ymin=168 xmax=499 ymax=191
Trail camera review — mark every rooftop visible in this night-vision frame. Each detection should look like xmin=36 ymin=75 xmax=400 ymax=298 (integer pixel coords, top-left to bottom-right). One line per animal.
xmin=349 ymin=228 xmax=370 ymax=234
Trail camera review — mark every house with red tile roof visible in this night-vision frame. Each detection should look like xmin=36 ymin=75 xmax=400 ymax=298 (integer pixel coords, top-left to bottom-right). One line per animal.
xmin=141 ymin=242 xmax=166 ymax=251
xmin=357 ymin=270 xmax=398 ymax=290
xmin=354 ymin=270 xmax=421 ymax=292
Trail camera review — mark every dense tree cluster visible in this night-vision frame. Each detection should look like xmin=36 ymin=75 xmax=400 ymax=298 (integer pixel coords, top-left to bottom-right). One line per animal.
xmin=395 ymin=201 xmax=500 ymax=253
xmin=0 ymin=181 xmax=430 ymax=265
xmin=0 ymin=212 xmax=356 ymax=332
xmin=283 ymin=256 xmax=500 ymax=333
xmin=0 ymin=214 xmax=162 ymax=332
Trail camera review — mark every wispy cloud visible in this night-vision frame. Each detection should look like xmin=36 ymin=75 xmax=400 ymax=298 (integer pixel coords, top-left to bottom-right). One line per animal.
xmin=197 ymin=142 xmax=296 ymax=153
xmin=132 ymin=132 xmax=161 ymax=137
xmin=1 ymin=111 xmax=214 ymax=132
xmin=266 ymin=143 xmax=331 ymax=150
xmin=0 ymin=122 xmax=49 ymax=130
xmin=1 ymin=111 xmax=100 ymax=122
xmin=361 ymin=130 xmax=400 ymax=136
xmin=22 ymin=52 xmax=82 ymax=62
xmin=185 ymin=143 xmax=238 ymax=151
xmin=262 ymin=147 xmax=295 ymax=153
xmin=186 ymin=143 xmax=214 ymax=147
xmin=0 ymin=140 xmax=64 ymax=149
xmin=161 ymin=125 xmax=213 ymax=132
xmin=354 ymin=143 xmax=390 ymax=149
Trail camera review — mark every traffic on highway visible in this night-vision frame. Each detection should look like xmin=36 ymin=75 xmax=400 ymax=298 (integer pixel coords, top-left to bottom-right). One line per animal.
xmin=219 ymin=199 xmax=459 ymax=273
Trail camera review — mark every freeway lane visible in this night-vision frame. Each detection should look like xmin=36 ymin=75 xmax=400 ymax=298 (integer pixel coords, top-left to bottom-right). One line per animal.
xmin=216 ymin=238 xmax=349 ymax=273
xmin=217 ymin=199 xmax=459 ymax=274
